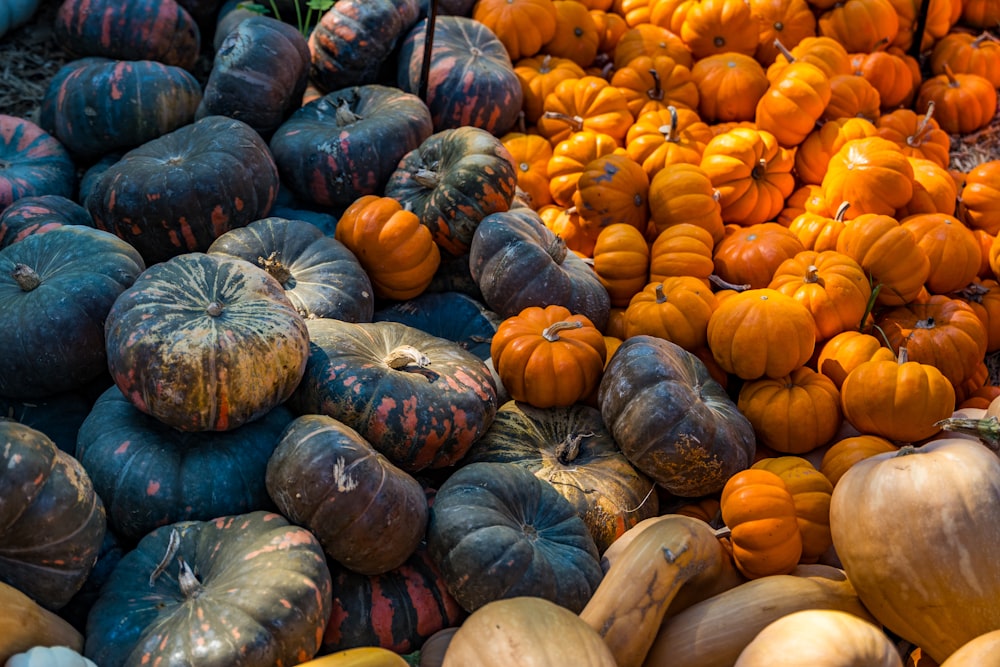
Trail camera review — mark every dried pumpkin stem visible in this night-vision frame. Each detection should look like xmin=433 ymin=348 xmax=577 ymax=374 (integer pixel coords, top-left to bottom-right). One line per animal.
xmin=542 ymin=111 xmax=585 ymax=133
xmin=555 ymin=432 xmax=587 ymax=464
xmin=773 ymin=38 xmax=795 ymax=63
xmin=933 ymin=416 xmax=1000 ymax=451
xmin=334 ymin=99 xmax=362 ymax=126
xmin=414 ymin=168 xmax=441 ymax=188
xmin=547 ymin=234 xmax=569 ymax=264
xmin=177 ymin=557 xmax=203 ymax=599
xmin=258 ymin=252 xmax=292 ymax=285
xmin=658 ymin=105 xmax=680 ymax=143
xmin=834 ymin=201 xmax=851 ymax=220
xmin=385 ymin=345 xmax=431 ymax=369
xmin=708 ymin=274 xmax=751 ymax=292
xmin=647 ymin=68 xmax=664 ymax=101
xmin=206 ymin=301 xmax=224 ymax=317
xmin=11 ymin=263 xmax=40 ymax=291
xmin=542 ymin=320 xmax=583 ymax=342
xmin=909 ymin=101 xmax=936 ymax=145
xmin=804 ymin=265 xmax=822 ymax=284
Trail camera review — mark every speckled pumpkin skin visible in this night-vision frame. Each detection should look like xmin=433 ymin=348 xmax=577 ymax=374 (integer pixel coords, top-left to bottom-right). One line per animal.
xmin=0 ymin=115 xmax=75 ymax=212
xmin=84 ymin=511 xmax=332 ymax=667
xmin=288 ymin=319 xmax=499 ymax=473
xmin=104 ymin=252 xmax=310 ymax=432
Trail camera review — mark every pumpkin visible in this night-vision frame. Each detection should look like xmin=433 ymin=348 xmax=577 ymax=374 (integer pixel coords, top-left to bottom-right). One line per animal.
xmin=767 ymin=35 xmax=853 ymax=81
xmin=707 ymin=288 xmax=816 ymax=380
xmin=39 ymin=57 xmax=202 ymax=160
xmin=611 ymin=55 xmax=699 ymax=118
xmin=815 ymin=330 xmax=895 ymax=389
xmin=646 ymin=565 xmax=877 ymax=667
xmin=514 ymin=54 xmax=587 ymax=125
xmin=679 ymin=0 xmax=760 ymax=59
xmin=0 ymin=0 xmax=41 ymax=39
xmin=939 ymin=629 xmax=1000 ymax=667
xmin=754 ymin=61 xmax=831 ymax=148
xmin=830 ymin=438 xmax=1000 ymax=664
xmin=501 ymin=131 xmax=554 ymax=209
xmin=839 ymin=348 xmax=956 ymax=442
xmin=931 ymin=32 xmax=1000 ymax=89
xmin=307 ymin=0 xmax=420 ymax=92
xmin=598 ymin=335 xmax=756 ymax=496
xmin=0 ymin=421 xmax=105 ymax=610
xmin=373 ymin=291 xmax=501 ymax=361
xmin=767 ymin=249 xmax=872 ymax=341
xmin=719 ymin=468 xmax=803 ymax=578
xmin=573 ymin=152 xmax=650 ymax=230
xmin=84 ymin=512 xmax=332 ymax=667
xmin=821 ymin=136 xmax=914 ymax=219
xmin=398 ymin=15 xmax=523 ymax=136
xmin=195 ymin=15 xmax=310 ymax=138
xmin=442 ymin=597 xmax=616 ymax=667
xmin=900 ymin=214 xmax=979 ymax=294
xmin=623 ymin=277 xmax=718 ymax=351
xmin=427 ymin=461 xmax=603 ymax=613
xmin=712 ymin=223 xmax=806 ymax=291
xmin=544 ymin=0 xmax=602 ymax=68
xmin=787 ymin=202 xmax=849 ymax=254
xmin=472 ymin=0 xmax=558 ymax=62
xmin=897 ymin=158 xmax=959 ymax=218
xmin=298 ymin=648 xmax=409 ymax=667
xmin=86 ymin=115 xmax=279 ymax=265
xmin=491 ymin=304 xmax=607 ymax=408
xmin=207 ymin=217 xmax=374 ymax=322
xmin=270 ymin=84 xmax=433 ymax=210
xmin=734 ymin=609 xmax=902 ymax=666
xmin=834 ymin=212 xmax=929 ymax=306
xmin=625 ymin=106 xmax=713 ymax=179
xmin=612 ymin=23 xmax=694 ymax=70
xmin=288 ymin=318 xmax=499 ymax=472
xmin=749 ymin=0 xmax=817 ymax=66
xmin=699 ymin=126 xmax=795 ymax=226
xmin=821 ymin=74 xmax=882 ymax=124
xmin=0 ymin=582 xmax=84 ymax=664
xmin=0 ymin=387 xmax=97 ymax=456
xmin=816 ymin=0 xmax=899 ymax=53
xmin=739 ymin=367 xmax=842 ymax=456
xmin=385 ymin=126 xmax=518 ymax=258
xmin=915 ymin=68 xmax=998 ymax=135
xmin=648 ymin=222 xmax=717 ymax=284
xmin=958 ymin=159 xmax=1000 ymax=235
xmin=647 ymin=163 xmax=724 ymax=242
xmin=548 ymin=130 xmax=624 ymax=207
xmin=266 ymin=414 xmax=427 ymax=575
xmin=876 ymin=104 xmax=950 ymax=169
xmin=4 ymin=646 xmax=96 ymax=667
xmin=580 ymin=514 xmax=735 ymax=667
xmin=54 ymin=0 xmax=200 ymax=69
xmin=958 ymin=278 xmax=1000 ymax=353
xmin=888 ymin=0 xmax=952 ymax=53
xmin=592 ymin=223 xmax=650 ymax=306
xmin=751 ymin=456 xmax=834 ymax=561
xmin=105 ymin=252 xmax=309 ymax=432
xmin=854 ymin=49 xmax=920 ymax=111
xmin=536 ymin=75 xmax=634 ymax=147
xmin=961 ymin=0 xmax=1000 ymax=27
xmin=463 ymin=401 xmax=659 ymax=553
xmin=0 ymin=195 xmax=92 ymax=249
xmin=690 ymin=52 xmax=769 ymax=123
xmin=819 ymin=434 xmax=898 ymax=486
xmin=0 ymin=225 xmax=143 ymax=400
xmin=0 ymin=115 xmax=75 ymax=213
xmin=469 ymin=207 xmax=611 ymax=330
xmin=322 ymin=544 xmax=465 ymax=656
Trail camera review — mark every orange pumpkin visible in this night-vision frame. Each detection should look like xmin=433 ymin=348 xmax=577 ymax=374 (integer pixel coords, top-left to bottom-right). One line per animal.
xmin=755 ymin=61 xmax=832 ymax=148
xmin=544 ymin=0 xmax=602 ymax=68
xmin=900 ymin=213 xmax=980 ymax=294
xmin=834 ymin=212 xmax=929 ymax=306
xmin=961 ymin=0 xmax=1000 ymax=28
xmin=839 ymin=348 xmax=956 ymax=443
xmin=895 ymin=158 xmax=959 ymax=219
xmin=787 ymin=200 xmax=851 ymax=252
xmin=537 ymin=75 xmax=634 ymax=146
xmin=740 ymin=368 xmax=843 ymax=457
xmin=751 ymin=455 xmax=835 ymax=562
xmin=720 ymin=468 xmax=803 ymax=579
xmin=592 ymin=223 xmax=651 ymax=306
xmin=815 ymin=330 xmax=895 ymax=389
xmin=515 ymin=54 xmax=587 ymax=124
xmin=887 ymin=0 xmax=952 ymax=53
xmin=794 ymin=117 xmax=879 ymax=186
xmin=816 ymin=0 xmax=900 ymax=53
xmin=647 ymin=164 xmax=724 ymax=243
xmin=591 ymin=9 xmax=630 ymax=54
xmin=819 ymin=434 xmax=898 ymax=487
xmin=474 ymin=0 xmax=560 ymax=62
xmin=648 ymin=0 xmax=696 ymax=34
xmin=335 ymin=195 xmax=441 ymax=301
xmin=699 ymin=126 xmax=796 ymax=227
xmin=852 ymin=48 xmax=920 ymax=110
xmin=931 ymin=31 xmax=1000 ymax=89
xmin=648 ymin=222 xmax=717 ymax=284
xmin=625 ymin=106 xmax=713 ymax=178
xmin=690 ymin=52 xmax=770 ymax=123
xmin=876 ymin=104 xmax=951 ymax=169
xmin=821 ymin=74 xmax=882 ymax=124
xmin=490 ymin=304 xmax=607 ymax=408
xmin=915 ymin=67 xmax=998 ymax=135
xmin=749 ymin=0 xmax=818 ymax=66
xmin=713 ymin=223 xmax=806 ymax=290
xmin=778 ymin=183 xmax=831 ymax=227
xmin=680 ymin=0 xmax=761 ymax=59
xmin=611 ymin=55 xmax=700 ymax=118
xmin=573 ymin=152 xmax=650 ymax=231
xmin=960 ymin=278 xmax=1000 ymax=354
xmin=707 ymin=288 xmax=817 ymax=380
xmin=959 ymin=159 xmax=1000 ymax=235
xmin=821 ymin=136 xmax=914 ymax=219
xmin=767 ymin=35 xmax=853 ymax=81
xmin=502 ymin=132 xmax=555 ymax=210
xmin=547 ymin=130 xmax=625 ymax=207
xmin=612 ymin=23 xmax=694 ymax=70
xmin=768 ymin=249 xmax=872 ymax=341
xmin=623 ymin=277 xmax=718 ymax=350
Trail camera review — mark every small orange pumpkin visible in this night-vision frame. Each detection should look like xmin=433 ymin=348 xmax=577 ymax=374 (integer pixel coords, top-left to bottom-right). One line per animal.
xmin=819 ymin=434 xmax=898 ymax=486
xmin=751 ymin=455 xmax=835 ymax=562
xmin=648 ymin=222 xmax=717 ymax=285
xmin=794 ymin=117 xmax=879 ymax=186
xmin=592 ymin=223 xmax=651 ymax=306
xmin=647 ymin=163 xmax=724 ymax=242
xmin=835 ymin=212 xmax=929 ymax=306
xmin=876 ymin=103 xmax=951 ymax=169
xmin=713 ymin=223 xmax=806 ymax=290
xmin=537 ymin=75 xmax=634 ymax=147
xmin=544 ymin=0 xmax=602 ymax=68
xmin=625 ymin=105 xmax=713 ymax=178
xmin=915 ymin=67 xmax=998 ymax=135
xmin=720 ymin=468 xmax=803 ymax=579
xmin=816 ymin=0 xmax=900 ymax=54
xmin=515 ymin=54 xmax=587 ymax=125
xmin=931 ymin=31 xmax=1000 ymax=89
xmin=815 ymin=330 xmax=895 ymax=390
xmin=572 ymin=152 xmax=650 ymax=231
xmin=749 ymin=0 xmax=818 ymax=66
xmin=612 ymin=23 xmax=694 ymax=70
xmin=680 ymin=0 xmax=761 ymax=59
xmin=473 ymin=0 xmax=560 ymax=62
xmin=623 ymin=277 xmax=718 ymax=350
xmin=611 ymin=55 xmax=700 ymax=118
xmin=755 ymin=61 xmax=832 ymax=148
xmin=900 ymin=213 xmax=980 ymax=295
xmin=502 ymin=132 xmax=555 ymax=210
xmin=821 ymin=136 xmax=914 ymax=219
xmin=690 ymin=52 xmax=770 ymax=123
xmin=959 ymin=159 xmax=1000 ymax=235
xmin=547 ymin=130 xmax=625 ymax=207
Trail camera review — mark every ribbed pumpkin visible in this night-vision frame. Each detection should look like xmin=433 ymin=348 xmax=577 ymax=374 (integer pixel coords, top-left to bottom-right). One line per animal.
xmin=689 ymin=52 xmax=770 ymax=123
xmin=610 ymin=55 xmax=700 ymax=119
xmin=623 ymin=277 xmax=718 ymax=351
xmin=876 ymin=105 xmax=951 ymax=169
xmin=104 ymin=253 xmax=309 ymax=432
xmin=754 ymin=61 xmax=831 ymax=148
xmin=931 ymin=32 xmax=1000 ymax=89
xmin=502 ymin=131 xmax=554 ymax=209
xmin=547 ymin=130 xmax=624 ymax=207
xmin=472 ymin=0 xmax=558 ymax=62
xmin=0 ymin=194 xmax=92 ymax=249
xmin=625 ymin=106 xmax=713 ymax=179
xmin=915 ymin=68 xmax=997 ymax=135
xmin=544 ymin=0 xmax=602 ymax=68
xmin=795 ymin=117 xmax=879 ymax=186
xmin=573 ymin=152 xmax=650 ymax=231
xmin=679 ymin=0 xmax=760 ymax=59
xmin=821 ymin=136 xmax=914 ymax=219
xmin=464 ymin=401 xmax=659 ymax=553
xmin=598 ymin=335 xmax=756 ymax=496
xmin=816 ymin=0 xmax=900 ymax=53
xmin=835 ymin=212 xmax=929 ymax=306
xmin=592 ymin=223 xmax=650 ymax=306
xmin=712 ymin=222 xmax=806 ymax=290
xmin=815 ymin=330 xmax=896 ymax=389
xmin=289 ymin=318 xmax=498 ymax=472
xmin=373 ymin=291 xmax=501 ymax=362
xmin=819 ymin=434 xmax=898 ymax=487
xmin=514 ymin=54 xmax=587 ymax=125
xmin=900 ymin=213 xmax=980 ymax=295
xmin=958 ymin=160 xmax=1000 ymax=235
xmin=647 ymin=163 xmax=724 ymax=242
xmin=0 ymin=115 xmax=75 ymax=213
xmin=720 ymin=468 xmax=803 ymax=578
xmin=536 ymin=75 xmax=633 ymax=147
xmin=648 ymin=222 xmax=717 ymax=284
xmin=751 ymin=456 xmax=834 ymax=563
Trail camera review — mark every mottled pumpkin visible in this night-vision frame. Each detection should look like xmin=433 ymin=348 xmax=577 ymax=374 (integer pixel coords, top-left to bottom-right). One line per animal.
xmin=374 ymin=291 xmax=501 ymax=362
xmin=288 ymin=318 xmax=498 ymax=472
xmin=0 ymin=194 xmax=92 ymax=249
xmin=0 ymin=115 xmax=75 ymax=213
xmin=104 ymin=253 xmax=310 ymax=432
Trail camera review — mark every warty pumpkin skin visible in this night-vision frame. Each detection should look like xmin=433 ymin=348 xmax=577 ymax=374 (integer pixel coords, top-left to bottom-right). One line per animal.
xmin=598 ymin=335 xmax=756 ymax=496
xmin=0 ymin=421 xmax=106 ymax=611
xmin=266 ymin=414 xmax=429 ymax=576
xmin=463 ymin=401 xmax=659 ymax=553
xmin=84 ymin=511 xmax=333 ymax=667
xmin=76 ymin=386 xmax=293 ymax=542
xmin=270 ymin=85 xmax=433 ymax=210
xmin=104 ymin=252 xmax=310 ymax=432
xmin=207 ymin=217 xmax=374 ymax=323
xmin=385 ymin=126 xmax=518 ymax=258
xmin=426 ymin=461 xmax=604 ymax=614
xmin=830 ymin=438 xmax=1000 ymax=664
xmin=0 ymin=115 xmax=75 ymax=212
xmin=288 ymin=318 xmax=499 ymax=473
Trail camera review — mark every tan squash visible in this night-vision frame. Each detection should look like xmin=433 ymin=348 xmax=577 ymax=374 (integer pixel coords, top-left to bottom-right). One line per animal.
xmin=830 ymin=438 xmax=1000 ymax=663
xmin=733 ymin=609 xmax=902 ymax=666
xmin=297 ymin=648 xmax=410 ymax=666
xmin=580 ymin=514 xmax=735 ymax=667
xmin=0 ymin=581 xmax=84 ymax=663
xmin=442 ymin=596 xmax=616 ymax=666
xmin=939 ymin=628 xmax=1000 ymax=666
xmin=643 ymin=564 xmax=877 ymax=667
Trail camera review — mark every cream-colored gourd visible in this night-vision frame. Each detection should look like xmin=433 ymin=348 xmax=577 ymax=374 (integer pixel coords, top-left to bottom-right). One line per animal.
xmin=939 ymin=628 xmax=1000 ymax=666
xmin=4 ymin=646 xmax=96 ymax=667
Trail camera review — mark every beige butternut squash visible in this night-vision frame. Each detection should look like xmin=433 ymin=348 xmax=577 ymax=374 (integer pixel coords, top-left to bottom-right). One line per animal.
xmin=939 ymin=628 xmax=1000 ymax=666
xmin=0 ymin=581 xmax=84 ymax=663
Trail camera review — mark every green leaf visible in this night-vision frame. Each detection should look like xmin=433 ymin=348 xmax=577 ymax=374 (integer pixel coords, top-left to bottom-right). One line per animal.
xmin=236 ymin=1 xmax=268 ymax=13
xmin=307 ymin=0 xmax=335 ymax=10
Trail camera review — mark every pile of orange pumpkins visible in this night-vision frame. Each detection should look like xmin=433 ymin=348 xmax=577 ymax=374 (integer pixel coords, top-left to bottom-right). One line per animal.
xmin=3 ymin=0 xmax=1000 ymax=664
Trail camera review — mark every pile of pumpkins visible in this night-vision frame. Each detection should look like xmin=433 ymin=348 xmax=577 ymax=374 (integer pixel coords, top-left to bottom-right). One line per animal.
xmin=2 ymin=0 xmax=1000 ymax=664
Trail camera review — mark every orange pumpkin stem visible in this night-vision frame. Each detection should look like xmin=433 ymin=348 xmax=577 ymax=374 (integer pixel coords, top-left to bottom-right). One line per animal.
xmin=11 ymin=263 xmax=40 ymax=291
xmin=542 ymin=320 xmax=584 ymax=342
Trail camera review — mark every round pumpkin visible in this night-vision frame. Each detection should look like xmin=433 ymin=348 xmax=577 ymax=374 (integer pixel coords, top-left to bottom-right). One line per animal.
xmin=751 ymin=455 xmax=835 ymax=563
xmin=0 ymin=421 xmax=105 ymax=611
xmin=598 ymin=335 xmax=756 ymax=496
xmin=426 ymin=461 xmax=603 ymax=613
xmin=288 ymin=318 xmax=499 ymax=472
xmin=0 ymin=194 xmax=93 ymax=249
xmin=623 ymin=277 xmax=718 ymax=351
xmin=104 ymin=252 xmax=309 ymax=432
xmin=720 ymin=468 xmax=803 ymax=578
xmin=0 ymin=115 xmax=75 ymax=213
xmin=373 ymin=291 xmax=501 ymax=361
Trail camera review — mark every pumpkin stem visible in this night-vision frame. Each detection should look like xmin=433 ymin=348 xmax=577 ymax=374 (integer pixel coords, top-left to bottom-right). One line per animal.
xmin=334 ymin=99 xmax=362 ymax=126
xmin=149 ymin=528 xmax=182 ymax=587
xmin=177 ymin=557 xmax=203 ymax=599
xmin=258 ymin=252 xmax=293 ymax=286
xmin=750 ymin=158 xmax=768 ymax=180
xmin=542 ymin=111 xmax=586 ymax=133
xmin=909 ymin=101 xmax=936 ymax=146
xmin=206 ymin=301 xmax=224 ymax=317
xmin=804 ymin=265 xmax=822 ymax=284
xmin=834 ymin=201 xmax=850 ymax=220
xmin=385 ymin=345 xmax=431 ymax=369
xmin=956 ymin=281 xmax=989 ymax=302
xmin=713 ymin=525 xmax=732 ymax=540
xmin=10 ymin=263 xmax=41 ymax=291
xmin=915 ymin=317 xmax=935 ymax=329
xmin=897 ymin=345 xmax=910 ymax=364
xmin=414 ymin=168 xmax=441 ymax=189
xmin=647 ymin=68 xmax=664 ymax=101
xmin=654 ymin=282 xmax=667 ymax=303
xmin=542 ymin=320 xmax=584 ymax=342
xmin=773 ymin=38 xmax=795 ymax=64
xmin=659 ymin=105 xmax=680 ymax=143
xmin=933 ymin=415 xmax=1000 ymax=451
xmin=547 ymin=234 xmax=569 ymax=265
xmin=555 ymin=432 xmax=590 ymax=464
xmin=943 ymin=63 xmax=959 ymax=86
xmin=539 ymin=53 xmax=553 ymax=73
xmin=708 ymin=274 xmax=751 ymax=292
